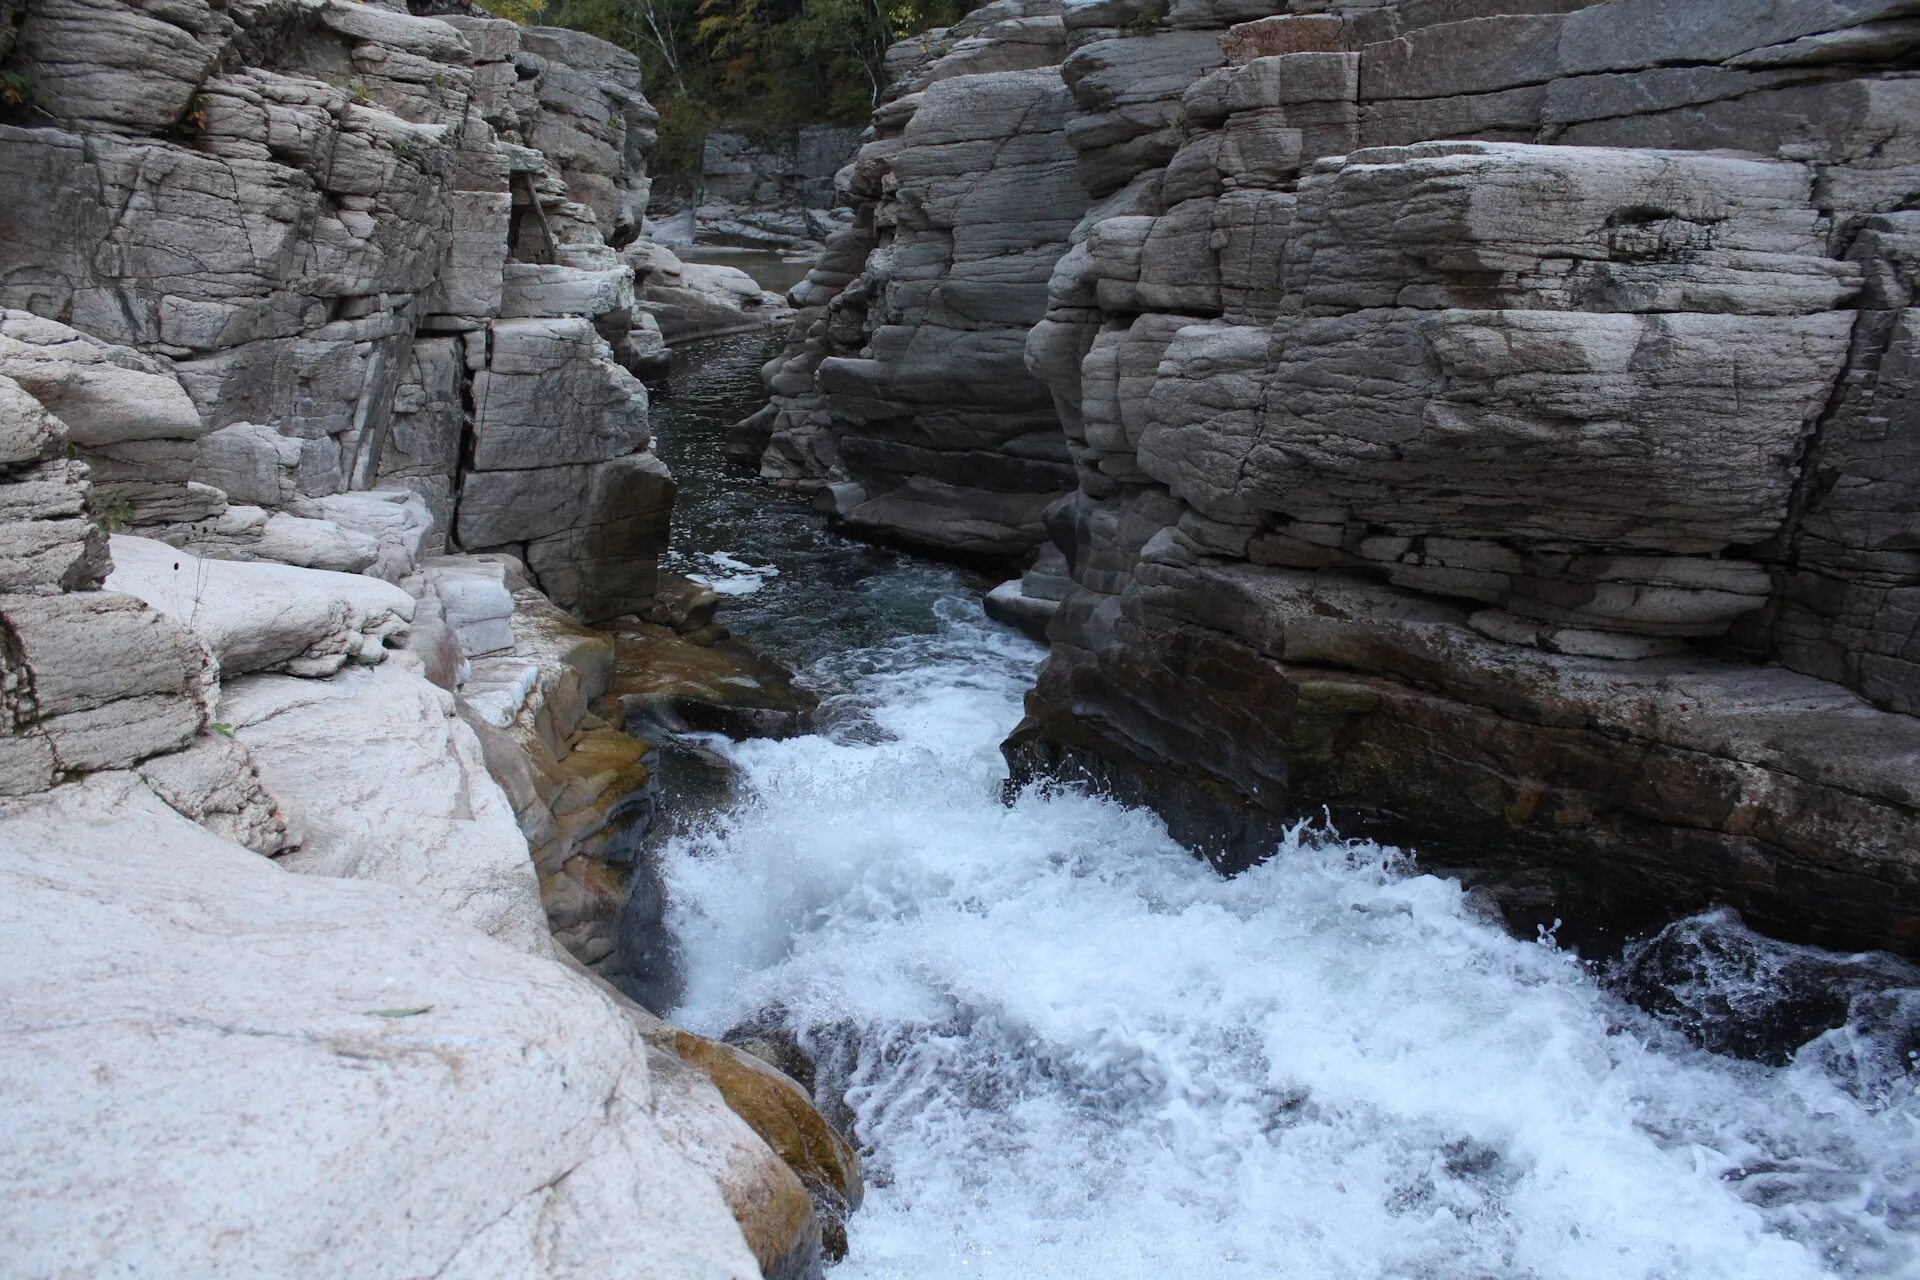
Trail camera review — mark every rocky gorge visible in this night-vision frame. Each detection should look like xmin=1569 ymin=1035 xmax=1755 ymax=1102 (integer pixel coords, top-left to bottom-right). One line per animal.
xmin=744 ymin=0 xmax=1920 ymax=956
xmin=6 ymin=0 xmax=1920 ymax=1276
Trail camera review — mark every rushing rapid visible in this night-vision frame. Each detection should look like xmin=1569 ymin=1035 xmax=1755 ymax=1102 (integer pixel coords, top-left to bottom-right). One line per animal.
xmin=660 ymin=599 xmax=1919 ymax=1280
xmin=643 ymin=314 xmax=1919 ymax=1280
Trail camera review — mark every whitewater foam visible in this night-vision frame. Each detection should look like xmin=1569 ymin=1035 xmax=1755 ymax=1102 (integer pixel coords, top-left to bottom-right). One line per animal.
xmin=669 ymin=549 xmax=782 ymax=597
xmin=662 ymin=599 xmax=1919 ymax=1280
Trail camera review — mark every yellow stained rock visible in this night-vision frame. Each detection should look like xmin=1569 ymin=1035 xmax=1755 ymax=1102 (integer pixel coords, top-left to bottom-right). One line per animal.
xmin=672 ymin=1029 xmax=865 ymax=1253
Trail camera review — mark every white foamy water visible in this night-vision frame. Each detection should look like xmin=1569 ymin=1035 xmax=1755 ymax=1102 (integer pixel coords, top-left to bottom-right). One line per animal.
xmin=669 ymin=549 xmax=782 ymax=596
xmin=662 ymin=599 xmax=1920 ymax=1280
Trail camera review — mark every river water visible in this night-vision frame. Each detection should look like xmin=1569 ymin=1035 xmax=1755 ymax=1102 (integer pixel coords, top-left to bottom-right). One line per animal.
xmin=643 ymin=322 xmax=1920 ymax=1279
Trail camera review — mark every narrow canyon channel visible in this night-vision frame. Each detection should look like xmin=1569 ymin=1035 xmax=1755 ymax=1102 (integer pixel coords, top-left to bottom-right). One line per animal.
xmin=634 ymin=300 xmax=1920 ymax=1280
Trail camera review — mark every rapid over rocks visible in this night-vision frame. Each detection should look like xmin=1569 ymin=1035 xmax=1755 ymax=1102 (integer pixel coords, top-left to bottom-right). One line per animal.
xmin=741 ymin=0 xmax=1920 ymax=956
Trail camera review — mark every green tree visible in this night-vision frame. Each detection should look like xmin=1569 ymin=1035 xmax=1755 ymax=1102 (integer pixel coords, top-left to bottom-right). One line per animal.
xmin=548 ymin=0 xmax=981 ymax=181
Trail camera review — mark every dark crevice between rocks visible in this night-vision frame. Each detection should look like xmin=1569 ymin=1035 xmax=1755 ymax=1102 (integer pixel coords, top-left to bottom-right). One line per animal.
xmin=598 ymin=599 xmax=820 ymax=1016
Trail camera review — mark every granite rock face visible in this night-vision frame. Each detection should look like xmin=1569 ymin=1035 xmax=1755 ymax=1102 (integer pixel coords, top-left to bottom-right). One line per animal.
xmin=0 ymin=4 xmax=855 ymax=1273
xmin=830 ymin=0 xmax=1920 ymax=952
xmin=746 ymin=0 xmax=1090 ymax=560
xmin=0 ymin=773 xmax=763 ymax=1280
xmin=0 ymin=0 xmax=668 ymax=621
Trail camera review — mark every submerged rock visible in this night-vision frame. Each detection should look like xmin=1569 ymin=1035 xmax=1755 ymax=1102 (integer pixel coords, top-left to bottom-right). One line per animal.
xmin=1612 ymin=908 xmax=1920 ymax=1066
xmin=610 ymin=621 xmax=819 ymax=742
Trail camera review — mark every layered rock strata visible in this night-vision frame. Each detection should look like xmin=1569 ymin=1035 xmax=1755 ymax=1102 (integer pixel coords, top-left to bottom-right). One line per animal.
xmin=743 ymin=0 xmax=1090 ymax=559
xmin=753 ymin=0 xmax=1920 ymax=950
xmin=0 ymin=3 xmax=858 ymax=1273
xmin=999 ymin=0 xmax=1920 ymax=953
xmin=0 ymin=0 xmax=668 ymax=622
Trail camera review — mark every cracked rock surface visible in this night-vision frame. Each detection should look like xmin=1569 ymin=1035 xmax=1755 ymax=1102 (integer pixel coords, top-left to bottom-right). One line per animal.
xmin=744 ymin=0 xmax=1920 ymax=953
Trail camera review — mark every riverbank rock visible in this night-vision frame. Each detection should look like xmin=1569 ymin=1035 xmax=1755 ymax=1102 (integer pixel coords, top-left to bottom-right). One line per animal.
xmin=106 ymin=535 xmax=415 ymax=679
xmin=742 ymin=0 xmax=1087 ymax=562
xmin=0 ymin=772 xmax=762 ymax=1279
xmin=627 ymin=241 xmax=793 ymax=343
xmin=452 ymin=558 xmax=664 ymax=969
xmin=0 ymin=5 xmax=842 ymax=1273
xmin=995 ymin=0 xmax=1920 ymax=955
xmin=671 ymin=1028 xmax=866 ymax=1261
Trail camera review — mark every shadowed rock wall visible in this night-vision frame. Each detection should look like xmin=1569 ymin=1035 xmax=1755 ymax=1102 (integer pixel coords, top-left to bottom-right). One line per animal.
xmin=751 ymin=0 xmax=1920 ymax=952
xmin=743 ymin=0 xmax=1090 ymax=559
xmin=1003 ymin=0 xmax=1920 ymax=954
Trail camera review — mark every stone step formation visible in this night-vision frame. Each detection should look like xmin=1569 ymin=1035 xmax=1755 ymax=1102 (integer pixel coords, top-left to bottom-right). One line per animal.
xmin=745 ymin=0 xmax=1920 ymax=957
xmin=3 ymin=0 xmax=1920 ymax=1273
xmin=0 ymin=1 xmax=846 ymax=1275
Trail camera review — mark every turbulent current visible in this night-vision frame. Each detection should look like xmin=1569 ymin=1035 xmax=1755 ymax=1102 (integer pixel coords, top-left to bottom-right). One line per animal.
xmin=647 ymin=322 xmax=1920 ymax=1280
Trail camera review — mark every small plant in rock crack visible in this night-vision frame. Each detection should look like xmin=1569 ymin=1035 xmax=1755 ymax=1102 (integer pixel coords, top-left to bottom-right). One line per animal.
xmin=175 ymin=95 xmax=211 ymax=139
xmin=348 ymin=82 xmax=372 ymax=105
xmin=87 ymin=490 xmax=136 ymax=534
xmin=173 ymin=517 xmax=220 ymax=631
xmin=1121 ymin=1 xmax=1167 ymax=35
xmin=0 ymin=69 xmax=44 ymax=117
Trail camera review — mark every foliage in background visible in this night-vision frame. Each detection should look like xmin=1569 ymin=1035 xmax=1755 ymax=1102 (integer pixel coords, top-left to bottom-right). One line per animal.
xmin=489 ymin=0 xmax=551 ymax=22
xmin=548 ymin=0 xmax=980 ymax=182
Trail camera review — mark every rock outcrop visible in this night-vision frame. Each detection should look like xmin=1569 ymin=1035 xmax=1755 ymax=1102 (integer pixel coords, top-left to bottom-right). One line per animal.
xmin=751 ymin=0 xmax=1920 ymax=953
xmin=998 ymin=0 xmax=1920 ymax=954
xmin=1 ymin=773 xmax=764 ymax=1280
xmin=744 ymin=0 xmax=1090 ymax=559
xmin=0 ymin=3 xmax=859 ymax=1274
xmin=0 ymin=0 xmax=668 ymax=622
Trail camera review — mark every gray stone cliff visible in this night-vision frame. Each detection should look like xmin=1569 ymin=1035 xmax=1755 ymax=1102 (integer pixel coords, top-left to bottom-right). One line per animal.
xmin=0 ymin=2 xmax=854 ymax=1274
xmin=754 ymin=0 xmax=1920 ymax=953
xmin=1 ymin=0 xmax=667 ymax=621
xmin=743 ymin=0 xmax=1090 ymax=559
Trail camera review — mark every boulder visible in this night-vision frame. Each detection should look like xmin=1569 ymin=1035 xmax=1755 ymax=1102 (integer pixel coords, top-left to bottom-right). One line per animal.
xmin=0 ymin=772 xmax=761 ymax=1279
xmin=0 ymin=311 xmax=203 ymax=448
xmin=106 ymin=535 xmax=414 ymax=679
xmin=0 ymin=589 xmax=211 ymax=793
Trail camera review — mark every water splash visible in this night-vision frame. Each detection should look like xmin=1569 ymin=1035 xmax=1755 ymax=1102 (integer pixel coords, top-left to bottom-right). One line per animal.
xmin=660 ymin=597 xmax=1919 ymax=1279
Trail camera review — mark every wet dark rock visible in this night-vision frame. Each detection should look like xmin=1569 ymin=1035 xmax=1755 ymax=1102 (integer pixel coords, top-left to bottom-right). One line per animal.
xmin=608 ymin=621 xmax=818 ymax=741
xmin=1611 ymin=909 xmax=1920 ymax=1065
xmin=724 ymin=1009 xmax=821 ymax=1098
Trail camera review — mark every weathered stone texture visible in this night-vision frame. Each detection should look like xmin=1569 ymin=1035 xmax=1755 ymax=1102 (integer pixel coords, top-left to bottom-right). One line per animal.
xmin=0 ymin=773 xmax=765 ymax=1280
xmin=747 ymin=0 xmax=1088 ymax=560
xmin=965 ymin=0 xmax=1920 ymax=953
xmin=0 ymin=1 xmax=670 ymax=619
